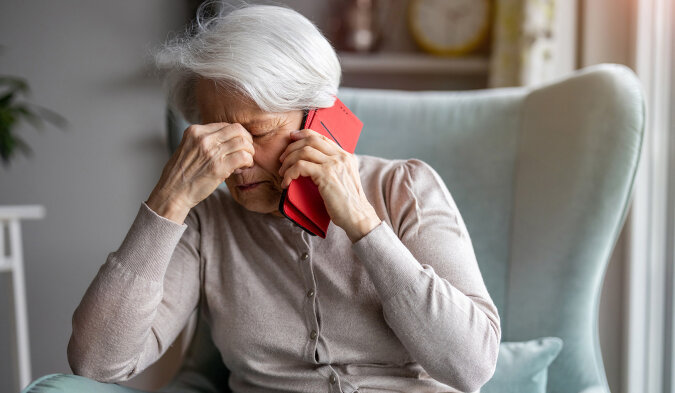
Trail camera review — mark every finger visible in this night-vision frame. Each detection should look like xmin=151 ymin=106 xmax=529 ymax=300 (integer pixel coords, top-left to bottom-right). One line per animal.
xmin=221 ymin=149 xmax=254 ymax=177
xmin=200 ymin=122 xmax=232 ymax=131
xmin=278 ymin=145 xmax=328 ymax=177
xmin=209 ymin=123 xmax=253 ymax=145
xmin=279 ymin=129 xmax=338 ymax=162
xmin=292 ymin=128 xmax=342 ymax=147
xmin=216 ymin=133 xmax=255 ymax=157
xmin=199 ymin=124 xmax=252 ymax=156
xmin=281 ymin=160 xmax=323 ymax=189
xmin=183 ymin=122 xmax=230 ymax=140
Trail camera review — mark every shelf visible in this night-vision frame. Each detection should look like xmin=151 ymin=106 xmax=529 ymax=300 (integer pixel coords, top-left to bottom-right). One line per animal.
xmin=338 ymin=52 xmax=490 ymax=75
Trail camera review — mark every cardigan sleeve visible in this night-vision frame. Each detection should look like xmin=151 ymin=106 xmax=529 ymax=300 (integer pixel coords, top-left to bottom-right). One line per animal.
xmin=351 ymin=159 xmax=501 ymax=393
xmin=67 ymin=201 xmax=202 ymax=383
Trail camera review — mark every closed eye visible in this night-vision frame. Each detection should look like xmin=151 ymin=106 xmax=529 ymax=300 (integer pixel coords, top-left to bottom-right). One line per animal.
xmin=251 ymin=128 xmax=279 ymax=138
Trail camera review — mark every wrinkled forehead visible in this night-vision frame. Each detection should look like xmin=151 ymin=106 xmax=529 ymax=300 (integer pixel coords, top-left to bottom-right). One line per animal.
xmin=194 ymin=77 xmax=279 ymax=127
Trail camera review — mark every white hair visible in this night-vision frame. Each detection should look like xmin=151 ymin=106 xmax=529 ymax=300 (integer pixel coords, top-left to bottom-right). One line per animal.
xmin=154 ymin=1 xmax=342 ymax=123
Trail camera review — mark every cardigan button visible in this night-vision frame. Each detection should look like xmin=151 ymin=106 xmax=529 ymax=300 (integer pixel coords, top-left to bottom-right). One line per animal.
xmin=310 ymin=330 xmax=318 ymax=340
xmin=307 ymin=289 xmax=315 ymax=298
xmin=329 ymin=374 xmax=336 ymax=384
xmin=301 ymin=252 xmax=309 ymax=261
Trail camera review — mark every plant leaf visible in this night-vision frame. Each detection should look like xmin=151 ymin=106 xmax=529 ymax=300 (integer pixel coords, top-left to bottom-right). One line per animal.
xmin=0 ymin=125 xmax=16 ymax=163
xmin=0 ymin=109 xmax=17 ymax=130
xmin=0 ymin=91 xmax=15 ymax=107
xmin=0 ymin=72 xmax=68 ymax=166
xmin=0 ymin=76 xmax=30 ymax=95
xmin=12 ymin=135 xmax=34 ymax=157
xmin=33 ymin=104 xmax=68 ymax=129
xmin=13 ymin=104 xmax=46 ymax=130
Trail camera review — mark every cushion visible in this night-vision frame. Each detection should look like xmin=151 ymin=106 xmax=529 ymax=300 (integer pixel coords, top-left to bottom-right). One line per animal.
xmin=21 ymin=373 xmax=150 ymax=393
xmin=481 ymin=337 xmax=564 ymax=393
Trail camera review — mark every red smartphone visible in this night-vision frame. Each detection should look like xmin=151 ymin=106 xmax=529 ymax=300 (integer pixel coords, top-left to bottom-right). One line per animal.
xmin=278 ymin=97 xmax=363 ymax=238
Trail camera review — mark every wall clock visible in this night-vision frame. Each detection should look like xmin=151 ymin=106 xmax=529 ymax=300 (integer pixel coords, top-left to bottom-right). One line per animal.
xmin=408 ymin=0 xmax=491 ymax=56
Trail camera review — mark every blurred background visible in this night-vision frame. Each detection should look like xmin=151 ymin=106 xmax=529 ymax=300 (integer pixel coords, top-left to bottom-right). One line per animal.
xmin=0 ymin=0 xmax=673 ymax=392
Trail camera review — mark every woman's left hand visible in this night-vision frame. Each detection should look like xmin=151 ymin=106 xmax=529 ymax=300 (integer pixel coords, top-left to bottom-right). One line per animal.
xmin=279 ymin=128 xmax=381 ymax=242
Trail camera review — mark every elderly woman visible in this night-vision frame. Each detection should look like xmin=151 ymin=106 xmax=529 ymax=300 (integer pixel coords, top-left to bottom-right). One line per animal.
xmin=67 ymin=4 xmax=500 ymax=393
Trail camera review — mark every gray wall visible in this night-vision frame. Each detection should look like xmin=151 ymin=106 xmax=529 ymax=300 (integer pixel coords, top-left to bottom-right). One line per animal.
xmin=0 ymin=1 xmax=624 ymax=392
xmin=0 ymin=1 xmax=189 ymax=391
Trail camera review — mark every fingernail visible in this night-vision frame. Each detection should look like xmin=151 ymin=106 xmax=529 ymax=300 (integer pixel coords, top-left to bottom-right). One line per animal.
xmin=291 ymin=130 xmax=301 ymax=136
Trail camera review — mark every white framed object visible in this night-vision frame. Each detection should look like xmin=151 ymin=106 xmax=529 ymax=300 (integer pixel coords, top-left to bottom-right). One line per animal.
xmin=0 ymin=205 xmax=45 ymax=391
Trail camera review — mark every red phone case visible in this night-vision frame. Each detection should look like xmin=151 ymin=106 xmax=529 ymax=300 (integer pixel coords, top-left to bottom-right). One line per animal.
xmin=278 ymin=97 xmax=363 ymax=238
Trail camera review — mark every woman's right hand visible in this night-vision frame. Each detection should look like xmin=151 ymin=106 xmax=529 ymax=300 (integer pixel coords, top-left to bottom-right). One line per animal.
xmin=145 ymin=122 xmax=255 ymax=223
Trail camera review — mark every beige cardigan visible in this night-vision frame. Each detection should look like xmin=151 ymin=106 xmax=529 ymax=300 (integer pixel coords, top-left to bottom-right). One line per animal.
xmin=67 ymin=154 xmax=501 ymax=393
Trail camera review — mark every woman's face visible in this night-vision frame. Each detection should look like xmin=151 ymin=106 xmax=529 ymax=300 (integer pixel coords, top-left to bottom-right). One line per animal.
xmin=195 ymin=78 xmax=304 ymax=216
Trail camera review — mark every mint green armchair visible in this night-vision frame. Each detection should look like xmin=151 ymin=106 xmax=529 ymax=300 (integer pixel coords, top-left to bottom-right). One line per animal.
xmin=23 ymin=64 xmax=644 ymax=393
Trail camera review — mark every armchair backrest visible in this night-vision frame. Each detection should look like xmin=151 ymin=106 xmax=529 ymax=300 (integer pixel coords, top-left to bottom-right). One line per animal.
xmin=163 ymin=64 xmax=644 ymax=393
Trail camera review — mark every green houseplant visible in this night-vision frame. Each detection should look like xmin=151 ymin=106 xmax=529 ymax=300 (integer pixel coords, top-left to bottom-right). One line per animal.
xmin=0 ymin=75 xmax=67 ymax=167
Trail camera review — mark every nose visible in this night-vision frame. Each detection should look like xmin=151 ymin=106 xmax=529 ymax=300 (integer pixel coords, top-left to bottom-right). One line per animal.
xmin=233 ymin=163 xmax=255 ymax=175
xmin=232 ymin=145 xmax=258 ymax=175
